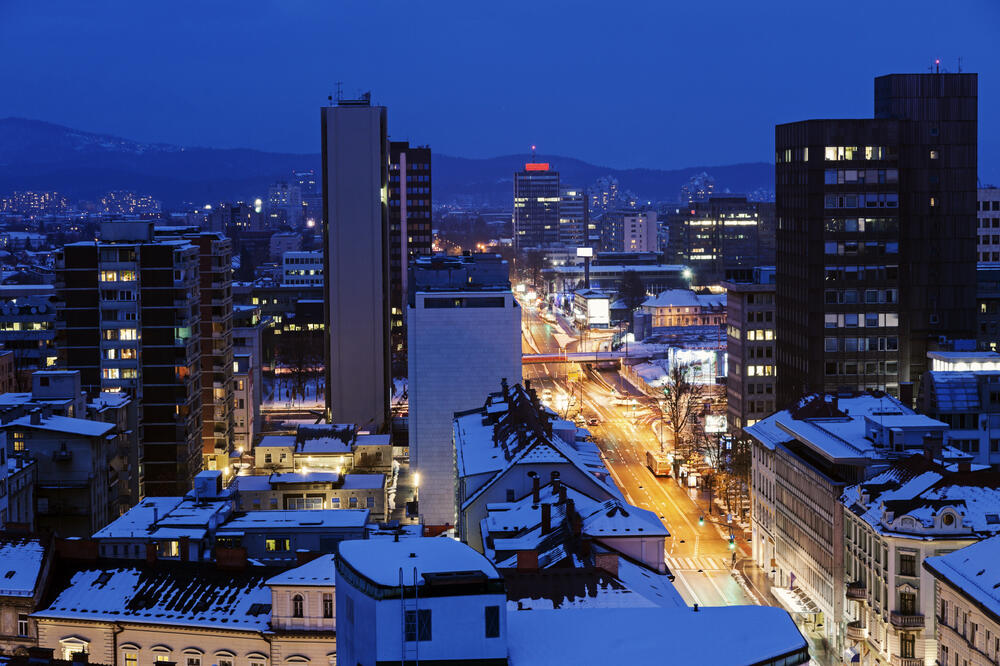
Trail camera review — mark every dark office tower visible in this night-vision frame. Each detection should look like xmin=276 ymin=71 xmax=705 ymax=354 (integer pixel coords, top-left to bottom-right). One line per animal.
xmin=559 ymin=185 xmax=588 ymax=246
xmin=56 ymin=221 xmax=203 ymax=496
xmin=388 ymin=141 xmax=432 ymax=356
xmin=513 ymin=163 xmax=560 ymax=250
xmin=775 ymin=73 xmax=977 ymax=407
xmin=321 ymin=96 xmax=390 ymax=430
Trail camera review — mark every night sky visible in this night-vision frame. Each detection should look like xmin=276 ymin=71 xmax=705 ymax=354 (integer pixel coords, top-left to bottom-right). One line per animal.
xmin=1 ymin=0 xmax=997 ymax=179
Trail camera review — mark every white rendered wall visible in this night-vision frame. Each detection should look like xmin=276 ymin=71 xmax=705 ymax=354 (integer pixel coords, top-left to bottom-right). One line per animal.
xmin=408 ymin=291 xmax=522 ymax=527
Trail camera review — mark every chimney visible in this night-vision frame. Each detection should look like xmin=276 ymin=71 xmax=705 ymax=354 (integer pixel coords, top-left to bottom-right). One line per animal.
xmin=529 ymin=471 xmax=540 ymax=504
xmin=145 ymin=542 xmax=157 ymax=564
xmin=566 ymin=498 xmax=581 ymax=536
xmin=179 ymin=535 xmax=190 ymax=562
xmin=550 ymin=470 xmax=561 ymax=496
xmin=958 ymin=460 xmax=972 ymax=473
xmin=541 ymin=503 xmax=551 ymax=535
xmin=516 ymin=550 xmax=538 ymax=571
xmin=71 ymin=651 xmax=89 ymax=665
xmin=30 ymin=410 xmax=40 ymax=425
xmin=558 ymin=484 xmax=567 ymax=505
xmin=923 ymin=431 xmax=943 ymax=461
xmin=899 ymin=382 xmax=914 ymax=408
xmin=693 ymin=603 xmax=699 ymax=612
xmin=594 ymin=552 xmax=619 ymax=578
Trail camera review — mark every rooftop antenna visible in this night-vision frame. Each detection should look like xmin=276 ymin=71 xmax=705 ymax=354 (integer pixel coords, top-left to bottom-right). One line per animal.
xmin=958 ymin=57 xmax=963 ymax=73
xmin=935 ymin=58 xmax=941 ymax=74
xmin=531 ymin=144 xmax=537 ymax=161
xmin=336 ymin=81 xmax=344 ymax=102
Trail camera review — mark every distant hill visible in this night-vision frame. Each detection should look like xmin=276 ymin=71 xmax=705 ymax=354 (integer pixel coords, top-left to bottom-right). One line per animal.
xmin=0 ymin=118 xmax=774 ymax=207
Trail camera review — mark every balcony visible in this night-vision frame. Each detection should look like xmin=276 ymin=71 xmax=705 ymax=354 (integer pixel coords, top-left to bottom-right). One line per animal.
xmin=846 ymin=581 xmax=866 ymax=600
xmin=845 ymin=621 xmax=867 ymax=641
xmin=889 ymin=612 xmax=925 ymax=628
xmin=890 ymin=656 xmax=923 ymax=666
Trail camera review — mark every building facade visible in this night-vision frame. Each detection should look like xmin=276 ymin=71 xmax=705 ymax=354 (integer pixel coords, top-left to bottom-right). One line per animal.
xmin=56 ymin=221 xmax=202 ymax=496
xmin=978 ymin=187 xmax=1000 ymax=263
xmin=321 ymin=97 xmax=390 ymax=430
xmin=407 ymin=254 xmax=522 ymax=528
xmin=388 ymin=141 xmax=432 ymax=354
xmin=725 ymin=267 xmax=777 ymax=432
xmin=775 ymin=74 xmax=978 ymax=407
xmin=513 ymin=163 xmax=560 ymax=250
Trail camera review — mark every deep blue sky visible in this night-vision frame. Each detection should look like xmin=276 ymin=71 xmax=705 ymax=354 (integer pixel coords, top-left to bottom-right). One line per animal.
xmin=1 ymin=0 xmax=997 ymax=179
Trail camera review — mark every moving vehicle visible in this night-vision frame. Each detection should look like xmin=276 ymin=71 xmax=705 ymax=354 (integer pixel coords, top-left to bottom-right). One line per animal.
xmin=646 ymin=450 xmax=672 ymax=477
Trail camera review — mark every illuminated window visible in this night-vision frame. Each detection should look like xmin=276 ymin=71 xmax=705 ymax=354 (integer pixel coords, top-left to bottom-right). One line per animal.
xmin=103 ymin=368 xmax=120 ymax=379
xmin=119 ymin=329 xmax=137 ymax=341
xmin=99 ymin=271 xmax=118 ymax=282
xmin=930 ymin=150 xmax=939 ymax=160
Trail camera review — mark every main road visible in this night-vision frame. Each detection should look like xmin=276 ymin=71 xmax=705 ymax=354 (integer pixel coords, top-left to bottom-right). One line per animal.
xmin=520 ymin=301 xmax=757 ymax=608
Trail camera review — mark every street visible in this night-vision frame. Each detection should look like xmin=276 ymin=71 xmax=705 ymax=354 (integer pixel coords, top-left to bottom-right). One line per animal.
xmin=520 ymin=302 xmax=760 ymax=608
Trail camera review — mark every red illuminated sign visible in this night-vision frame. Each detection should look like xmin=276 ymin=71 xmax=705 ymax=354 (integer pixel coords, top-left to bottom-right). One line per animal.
xmin=525 ymin=163 xmax=550 ymax=172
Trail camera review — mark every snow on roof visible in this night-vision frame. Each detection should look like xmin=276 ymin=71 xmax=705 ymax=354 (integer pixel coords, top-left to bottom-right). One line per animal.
xmin=0 ymin=537 xmax=46 ymax=596
xmin=297 ymin=438 xmax=352 ymax=455
xmin=642 ymin=289 xmax=725 ymax=309
xmin=341 ymin=474 xmax=385 ymax=490
xmin=843 ymin=457 xmax=1000 ymax=535
xmin=89 ymin=391 xmax=130 ymax=410
xmin=547 ymin=264 xmax=687 ymax=274
xmin=268 ymin=472 xmax=340 ymax=485
xmin=33 ymin=566 xmax=273 ymax=631
xmin=257 ymin=434 xmax=296 ymax=448
xmin=925 ymin=536 xmax=1000 ymax=620
xmin=338 ymin=538 xmax=500 ymax=588
xmin=266 ymin=554 xmax=336 ymax=587
xmin=220 ymin=510 xmax=369 ymax=531
xmin=506 ymin=606 xmax=806 ymax=666
xmin=93 ymin=497 xmax=184 ymax=539
xmin=6 ymin=413 xmax=113 ymax=437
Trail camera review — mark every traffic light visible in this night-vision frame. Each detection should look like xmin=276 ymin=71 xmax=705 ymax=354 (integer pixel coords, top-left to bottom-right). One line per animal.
xmin=698 ymin=515 xmax=705 ymax=526
xmin=728 ymin=536 xmax=736 ymax=550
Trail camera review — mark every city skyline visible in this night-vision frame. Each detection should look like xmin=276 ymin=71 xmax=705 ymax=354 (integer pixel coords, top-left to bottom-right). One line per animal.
xmin=0 ymin=1 xmax=997 ymax=181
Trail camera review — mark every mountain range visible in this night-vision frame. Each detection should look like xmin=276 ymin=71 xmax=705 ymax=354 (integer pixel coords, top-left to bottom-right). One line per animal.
xmin=0 ymin=118 xmax=774 ymax=207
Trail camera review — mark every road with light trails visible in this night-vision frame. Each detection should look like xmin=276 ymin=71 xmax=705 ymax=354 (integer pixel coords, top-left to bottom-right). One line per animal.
xmin=519 ymin=301 xmax=754 ymax=608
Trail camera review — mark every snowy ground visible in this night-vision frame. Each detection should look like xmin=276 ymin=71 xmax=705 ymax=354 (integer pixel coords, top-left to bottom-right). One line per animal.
xmin=263 ymin=373 xmax=324 ymax=409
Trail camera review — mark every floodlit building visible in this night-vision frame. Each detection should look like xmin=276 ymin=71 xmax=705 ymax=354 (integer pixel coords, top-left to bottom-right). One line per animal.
xmin=281 ymin=251 xmax=324 ymax=287
xmin=408 ymin=254 xmax=522 ymax=529
xmin=641 ymin=289 xmax=726 ymax=328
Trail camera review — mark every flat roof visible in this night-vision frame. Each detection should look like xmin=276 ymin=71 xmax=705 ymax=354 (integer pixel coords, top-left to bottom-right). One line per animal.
xmin=220 ymin=509 xmax=369 ymax=531
xmin=338 ymin=538 xmax=500 ymax=588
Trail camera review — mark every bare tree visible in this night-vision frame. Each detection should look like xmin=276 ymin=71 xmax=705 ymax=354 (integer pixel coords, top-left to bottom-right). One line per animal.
xmin=661 ymin=361 xmax=705 ymax=477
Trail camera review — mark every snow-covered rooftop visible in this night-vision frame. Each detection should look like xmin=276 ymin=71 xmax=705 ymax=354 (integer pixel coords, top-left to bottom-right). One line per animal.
xmin=925 ymin=535 xmax=1000 ymax=621
xmin=0 ymin=537 xmax=46 ymax=597
xmin=338 ymin=538 xmax=500 ymax=588
xmin=257 ymin=434 xmax=296 ymax=448
xmin=33 ymin=566 xmax=272 ymax=631
xmin=506 ymin=606 xmax=806 ymax=666
xmin=93 ymin=497 xmax=185 ymax=539
xmin=297 ymin=438 xmax=352 ymax=455
xmin=266 ymin=554 xmax=336 ymax=587
xmin=642 ymin=289 xmax=725 ymax=309
xmin=220 ymin=510 xmax=369 ymax=532
xmin=6 ymin=413 xmax=113 ymax=437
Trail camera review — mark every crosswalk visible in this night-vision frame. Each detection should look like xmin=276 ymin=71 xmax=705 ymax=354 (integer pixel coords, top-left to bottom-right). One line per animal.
xmin=665 ymin=556 xmax=733 ymax=572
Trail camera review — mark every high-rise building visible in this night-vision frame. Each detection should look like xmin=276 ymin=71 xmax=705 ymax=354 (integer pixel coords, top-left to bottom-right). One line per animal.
xmin=407 ymin=254 xmax=522 ymax=528
xmin=665 ymin=196 xmax=775 ymax=283
xmin=513 ymin=163 xmax=560 ymax=250
xmin=978 ymin=187 xmax=1000 ymax=263
xmin=775 ymin=73 xmax=978 ymax=406
xmin=56 ymin=221 xmax=203 ymax=496
xmin=724 ymin=267 xmax=776 ymax=434
xmin=388 ymin=141 xmax=432 ymax=355
xmin=558 ymin=186 xmax=588 ymax=246
xmin=267 ymin=182 xmax=303 ymax=228
xmin=600 ymin=209 xmax=657 ymax=253
xmin=321 ymin=96 xmax=390 ymax=430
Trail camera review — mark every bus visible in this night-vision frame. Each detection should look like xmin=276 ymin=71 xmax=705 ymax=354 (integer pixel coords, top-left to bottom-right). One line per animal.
xmin=646 ymin=450 xmax=671 ymax=477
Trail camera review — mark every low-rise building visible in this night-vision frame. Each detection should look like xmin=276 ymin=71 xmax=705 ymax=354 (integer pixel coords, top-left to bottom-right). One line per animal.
xmin=724 ymin=267 xmax=776 ymax=432
xmin=32 ymin=558 xmax=338 ymax=666
xmin=232 ymin=472 xmax=387 ymax=520
xmin=924 ymin=535 xmax=1000 ymax=666
xmin=334 ymin=538 xmax=508 ymax=666
xmin=454 ymin=381 xmax=620 ymax=552
xmin=641 ymin=289 xmax=726 ymax=328
xmin=842 ymin=457 xmax=1000 ymax=665
xmin=215 ymin=511 xmax=368 ymax=564
xmin=571 ymin=290 xmax=610 ymax=329
xmin=0 ymin=536 xmax=53 ymax=654
xmin=253 ymin=426 xmax=393 ymax=475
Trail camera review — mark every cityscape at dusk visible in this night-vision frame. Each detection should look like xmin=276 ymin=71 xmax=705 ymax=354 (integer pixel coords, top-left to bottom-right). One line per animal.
xmin=0 ymin=2 xmax=997 ymax=665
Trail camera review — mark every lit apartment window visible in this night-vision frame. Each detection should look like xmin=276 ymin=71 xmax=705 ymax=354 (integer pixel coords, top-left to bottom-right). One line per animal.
xmin=99 ymin=271 xmax=118 ymax=282
xmin=119 ymin=329 xmax=137 ymax=341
